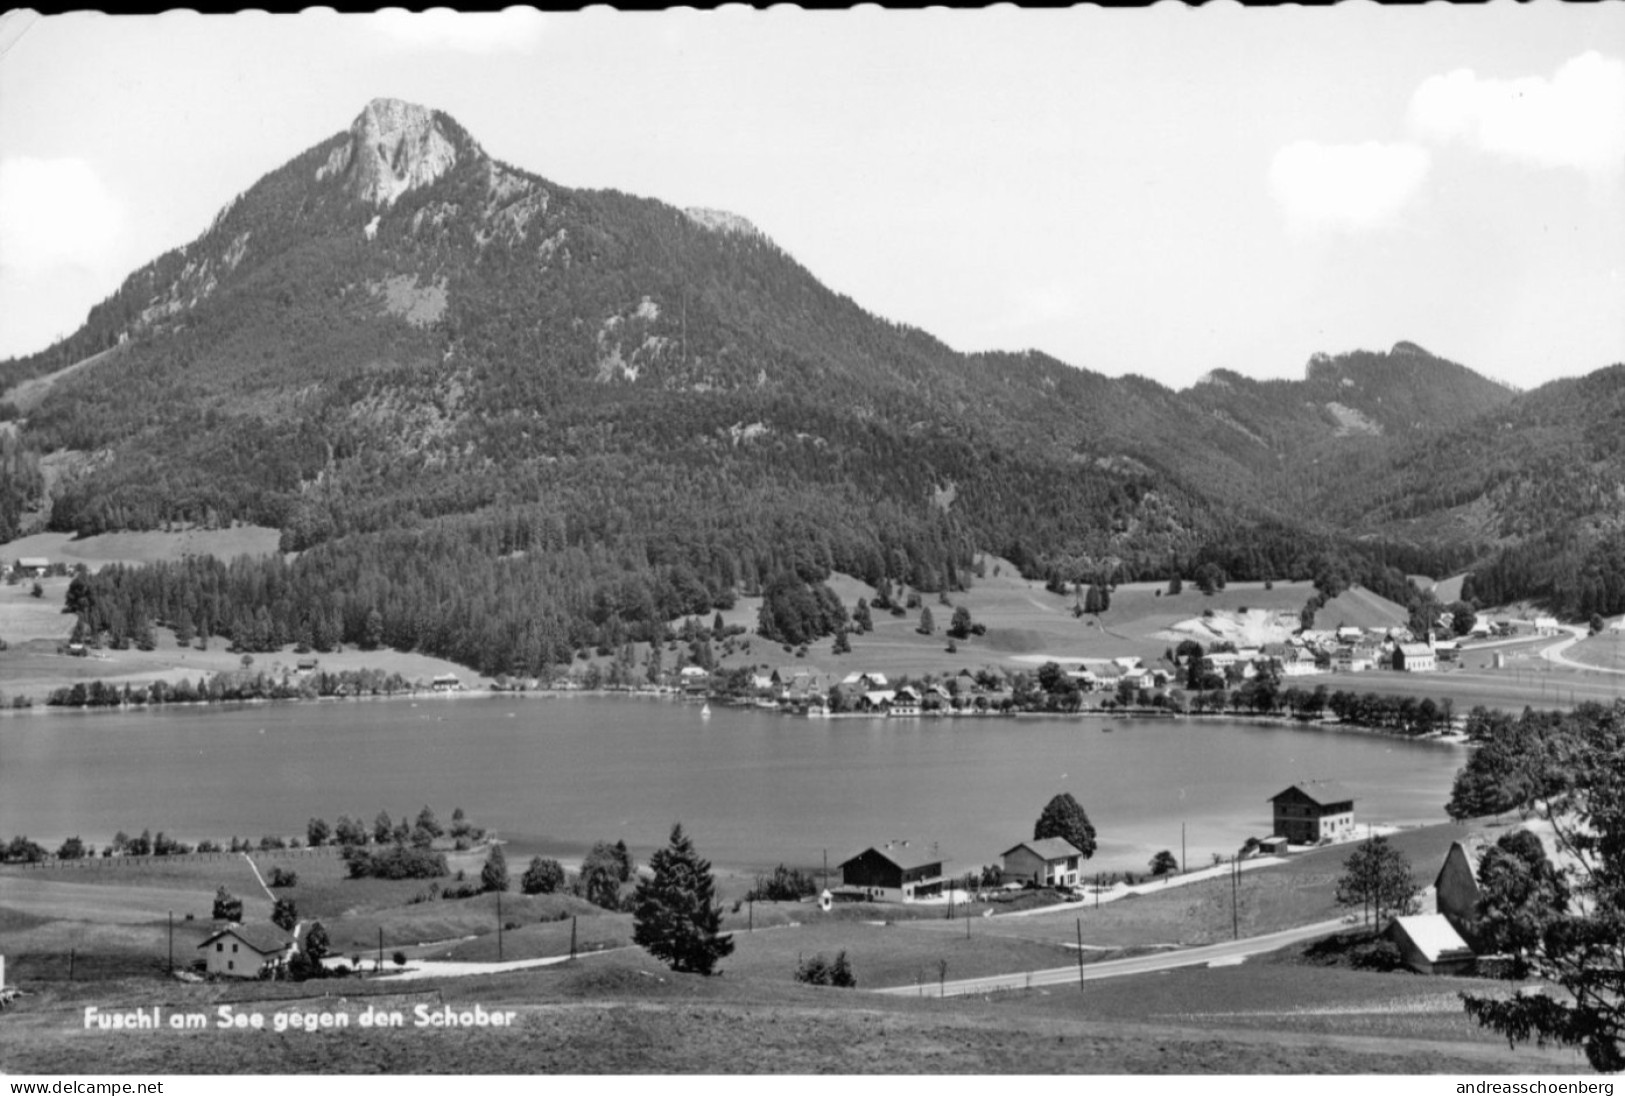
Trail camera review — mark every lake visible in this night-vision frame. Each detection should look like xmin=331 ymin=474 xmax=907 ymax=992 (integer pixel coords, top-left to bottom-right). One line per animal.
xmin=0 ymin=697 xmax=1469 ymax=875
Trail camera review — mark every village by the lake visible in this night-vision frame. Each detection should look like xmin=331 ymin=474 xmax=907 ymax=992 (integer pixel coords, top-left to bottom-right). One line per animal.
xmin=4 ymin=540 xmax=1625 ymax=1073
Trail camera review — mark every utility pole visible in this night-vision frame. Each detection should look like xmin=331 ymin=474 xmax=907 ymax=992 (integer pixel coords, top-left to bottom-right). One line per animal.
xmin=570 ymin=915 xmax=577 ymax=960
xmin=378 ymin=927 xmax=383 ymax=973
xmin=823 ymin=848 xmax=828 ymax=893
xmin=1076 ymin=918 xmax=1085 ymax=993
xmin=748 ymin=897 xmax=753 ymax=932
xmin=497 ymin=891 xmax=503 ymax=962
xmin=1181 ymin=822 xmax=1186 ymax=875
xmin=1230 ymin=856 xmax=1239 ymax=940
xmin=168 ymin=910 xmax=174 ymax=974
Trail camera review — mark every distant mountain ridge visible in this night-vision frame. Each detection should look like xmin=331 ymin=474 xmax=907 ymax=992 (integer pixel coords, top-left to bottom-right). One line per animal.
xmin=0 ymin=98 xmax=1620 ymax=668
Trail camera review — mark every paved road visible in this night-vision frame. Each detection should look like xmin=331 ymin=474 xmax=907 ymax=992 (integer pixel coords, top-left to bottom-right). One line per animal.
xmin=874 ymin=917 xmax=1349 ymax=998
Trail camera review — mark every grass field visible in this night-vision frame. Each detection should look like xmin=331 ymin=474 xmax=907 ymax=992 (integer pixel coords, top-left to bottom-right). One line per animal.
xmin=0 ymin=814 xmax=1593 ymax=1074
xmin=1314 ymin=663 xmax=1625 ymax=712
xmin=706 ymin=565 xmax=1403 ymax=681
xmin=0 ymin=573 xmax=489 ymax=698
xmin=1567 ymin=630 xmax=1625 ymax=672
xmin=0 ymin=942 xmax=1588 ymax=1074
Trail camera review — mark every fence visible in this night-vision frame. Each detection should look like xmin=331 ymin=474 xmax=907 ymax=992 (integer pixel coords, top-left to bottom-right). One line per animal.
xmin=3 ymin=846 xmax=346 ymax=870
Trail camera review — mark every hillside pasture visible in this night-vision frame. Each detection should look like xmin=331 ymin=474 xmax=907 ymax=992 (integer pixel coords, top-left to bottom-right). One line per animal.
xmin=0 ymin=575 xmax=72 ymax=642
xmin=708 ymin=571 xmax=1359 ymax=682
xmin=1 ymin=525 xmax=282 ymax=571
xmin=0 ymin=622 xmax=491 ymax=701
xmin=1310 ymin=585 xmax=1411 ymax=631
xmin=1315 ymin=664 xmax=1624 ymax=712
xmin=0 ymin=345 xmax=122 ymax=412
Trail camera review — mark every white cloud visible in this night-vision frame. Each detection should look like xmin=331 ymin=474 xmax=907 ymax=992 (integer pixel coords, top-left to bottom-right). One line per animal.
xmin=1267 ymin=141 xmax=1430 ymax=234
xmin=1409 ymin=51 xmax=1625 ymax=176
xmin=370 ymin=8 xmax=547 ymax=55
xmin=0 ymin=157 xmax=124 ymax=276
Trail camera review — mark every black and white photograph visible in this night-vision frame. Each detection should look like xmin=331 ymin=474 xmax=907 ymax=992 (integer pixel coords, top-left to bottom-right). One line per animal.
xmin=1 ymin=4 xmax=1623 ymax=1081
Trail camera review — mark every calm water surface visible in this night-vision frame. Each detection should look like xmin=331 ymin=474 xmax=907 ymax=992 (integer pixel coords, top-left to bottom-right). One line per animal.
xmin=0 ymin=697 xmax=1468 ymax=874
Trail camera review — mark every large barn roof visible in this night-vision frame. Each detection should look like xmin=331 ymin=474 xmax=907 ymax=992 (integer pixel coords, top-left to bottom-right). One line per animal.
xmin=840 ymin=842 xmax=943 ymax=871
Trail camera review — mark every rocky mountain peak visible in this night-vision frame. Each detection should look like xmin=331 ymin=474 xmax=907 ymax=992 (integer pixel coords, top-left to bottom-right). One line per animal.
xmin=684 ymin=207 xmax=763 ymax=240
xmin=317 ymin=98 xmax=467 ymax=207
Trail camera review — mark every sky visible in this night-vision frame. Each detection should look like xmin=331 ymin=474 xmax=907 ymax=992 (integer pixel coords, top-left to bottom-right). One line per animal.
xmin=1 ymin=5 xmax=1622 ymax=391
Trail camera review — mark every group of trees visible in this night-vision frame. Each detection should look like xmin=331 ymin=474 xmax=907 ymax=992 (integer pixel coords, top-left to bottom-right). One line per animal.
xmin=755 ymin=572 xmax=848 ymax=647
xmin=1439 ymin=699 xmax=1625 ymax=1072
xmin=469 ymin=840 xmax=630 ymax=909
xmin=1 ymin=835 xmax=49 ymax=863
xmin=746 ymin=864 xmax=821 ymax=902
xmin=304 ymin=806 xmax=486 ymax=853
xmin=342 ymin=844 xmax=449 ymax=881
xmin=521 ymin=855 xmax=567 ymax=896
xmin=44 ymin=667 xmax=415 ymax=709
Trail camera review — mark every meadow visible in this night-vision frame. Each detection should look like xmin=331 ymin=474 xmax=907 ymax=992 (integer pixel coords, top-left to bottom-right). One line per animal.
xmin=1 ymin=809 xmax=1594 ymax=1075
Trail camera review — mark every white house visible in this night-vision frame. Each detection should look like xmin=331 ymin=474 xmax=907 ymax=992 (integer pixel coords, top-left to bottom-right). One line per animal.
xmin=1534 ymin=616 xmax=1561 ymax=636
xmin=197 ymin=924 xmax=294 ymax=979
xmin=1001 ymin=837 xmax=1083 ymax=889
xmin=1392 ymin=643 xmax=1436 ymax=673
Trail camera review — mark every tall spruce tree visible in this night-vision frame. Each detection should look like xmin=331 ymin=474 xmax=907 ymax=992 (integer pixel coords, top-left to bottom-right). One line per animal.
xmin=480 ymin=844 xmax=509 ymax=892
xmin=632 ymin=823 xmax=734 ymax=975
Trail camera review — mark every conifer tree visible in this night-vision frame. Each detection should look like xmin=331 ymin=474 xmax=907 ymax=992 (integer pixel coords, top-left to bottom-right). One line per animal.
xmin=632 ymin=823 xmax=734 ymax=975
xmin=212 ymin=886 xmax=243 ymax=923
xmin=480 ymin=845 xmax=509 ymax=892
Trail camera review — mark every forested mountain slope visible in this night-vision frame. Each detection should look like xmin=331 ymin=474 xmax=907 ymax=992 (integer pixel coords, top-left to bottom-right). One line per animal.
xmin=0 ymin=99 xmax=1616 ymax=670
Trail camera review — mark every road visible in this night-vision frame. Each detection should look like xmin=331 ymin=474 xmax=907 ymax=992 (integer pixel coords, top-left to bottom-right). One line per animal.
xmin=1540 ymin=628 xmax=1625 ymax=676
xmin=874 ymin=917 xmax=1348 ymax=998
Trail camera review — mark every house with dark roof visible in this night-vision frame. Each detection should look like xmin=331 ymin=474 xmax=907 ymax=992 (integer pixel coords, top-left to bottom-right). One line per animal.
xmin=1434 ymin=840 xmax=1483 ymax=941
xmin=197 ymin=924 xmax=294 ymax=979
xmin=1001 ymin=837 xmax=1083 ymax=888
xmin=1269 ymin=781 xmax=1356 ymax=844
xmin=837 ymin=842 xmax=946 ymax=902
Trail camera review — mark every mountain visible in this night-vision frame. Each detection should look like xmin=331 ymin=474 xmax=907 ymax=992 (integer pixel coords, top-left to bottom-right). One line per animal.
xmin=0 ymin=99 xmax=1617 ymax=671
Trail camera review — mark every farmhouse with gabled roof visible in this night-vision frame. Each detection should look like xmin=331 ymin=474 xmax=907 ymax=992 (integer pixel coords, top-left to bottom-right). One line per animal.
xmin=197 ymin=923 xmax=294 ymax=979
xmin=1268 ymin=780 xmax=1356 ymax=845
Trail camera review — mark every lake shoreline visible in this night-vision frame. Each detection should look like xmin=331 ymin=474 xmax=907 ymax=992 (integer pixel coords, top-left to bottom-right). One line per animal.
xmin=0 ymin=686 xmax=1473 ymax=749
xmin=0 ymin=695 xmax=1469 ymax=876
